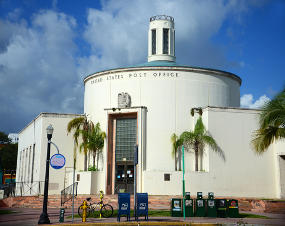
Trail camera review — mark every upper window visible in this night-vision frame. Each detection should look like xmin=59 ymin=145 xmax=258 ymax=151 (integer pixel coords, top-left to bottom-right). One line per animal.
xmin=152 ymin=29 xmax=156 ymax=55
xmin=163 ymin=28 xmax=169 ymax=54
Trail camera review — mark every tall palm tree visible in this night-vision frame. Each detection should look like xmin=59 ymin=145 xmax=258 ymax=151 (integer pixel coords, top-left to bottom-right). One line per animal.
xmin=171 ymin=133 xmax=183 ymax=171
xmin=67 ymin=115 xmax=93 ymax=171
xmin=252 ymin=87 xmax=285 ymax=154
xmin=180 ymin=117 xmax=219 ymax=171
xmin=85 ymin=122 xmax=106 ymax=169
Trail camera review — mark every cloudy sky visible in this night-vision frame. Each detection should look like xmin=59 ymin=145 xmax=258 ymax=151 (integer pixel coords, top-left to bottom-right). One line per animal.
xmin=0 ymin=0 xmax=284 ymax=134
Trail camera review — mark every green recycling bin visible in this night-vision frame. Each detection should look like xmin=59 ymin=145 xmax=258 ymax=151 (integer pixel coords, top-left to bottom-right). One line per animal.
xmin=59 ymin=208 xmax=65 ymax=223
xmin=184 ymin=192 xmax=194 ymax=217
xmin=216 ymin=199 xmax=228 ymax=218
xmin=207 ymin=192 xmax=217 ymax=217
xmin=171 ymin=198 xmax=182 ymax=217
xmin=228 ymin=199 xmax=239 ymax=218
xmin=195 ymin=192 xmax=206 ymax=217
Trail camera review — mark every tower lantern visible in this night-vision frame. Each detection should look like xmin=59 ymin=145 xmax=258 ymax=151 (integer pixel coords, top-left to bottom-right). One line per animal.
xmin=148 ymin=15 xmax=176 ymax=62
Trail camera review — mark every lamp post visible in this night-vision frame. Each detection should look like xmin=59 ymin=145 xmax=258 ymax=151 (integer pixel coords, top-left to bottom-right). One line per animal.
xmin=38 ymin=124 xmax=54 ymax=224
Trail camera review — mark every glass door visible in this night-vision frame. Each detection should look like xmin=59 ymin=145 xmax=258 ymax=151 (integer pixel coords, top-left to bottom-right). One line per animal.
xmin=114 ymin=118 xmax=137 ymax=194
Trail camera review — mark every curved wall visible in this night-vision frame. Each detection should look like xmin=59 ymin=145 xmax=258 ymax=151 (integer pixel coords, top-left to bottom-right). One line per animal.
xmin=84 ymin=66 xmax=240 ymax=172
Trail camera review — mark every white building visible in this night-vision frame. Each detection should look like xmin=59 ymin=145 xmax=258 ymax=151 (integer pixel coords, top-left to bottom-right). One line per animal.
xmin=16 ymin=15 xmax=285 ymax=199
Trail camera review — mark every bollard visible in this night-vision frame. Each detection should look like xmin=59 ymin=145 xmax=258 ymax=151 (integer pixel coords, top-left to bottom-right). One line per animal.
xmin=80 ymin=200 xmax=88 ymax=222
xmin=59 ymin=208 xmax=65 ymax=223
xmin=99 ymin=190 xmax=104 ymax=218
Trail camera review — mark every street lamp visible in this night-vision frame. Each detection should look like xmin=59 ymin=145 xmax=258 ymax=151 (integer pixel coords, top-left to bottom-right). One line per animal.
xmin=38 ymin=124 xmax=54 ymax=224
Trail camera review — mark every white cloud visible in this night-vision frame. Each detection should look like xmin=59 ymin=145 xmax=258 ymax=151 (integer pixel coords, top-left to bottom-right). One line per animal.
xmin=0 ymin=10 xmax=83 ymax=132
xmin=240 ymin=94 xmax=270 ymax=109
xmin=78 ymin=0 xmax=255 ymax=74
xmin=0 ymin=1 xmax=269 ymax=132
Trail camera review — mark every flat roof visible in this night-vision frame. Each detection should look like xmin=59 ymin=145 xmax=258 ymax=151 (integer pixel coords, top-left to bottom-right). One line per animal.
xmin=19 ymin=112 xmax=84 ymax=134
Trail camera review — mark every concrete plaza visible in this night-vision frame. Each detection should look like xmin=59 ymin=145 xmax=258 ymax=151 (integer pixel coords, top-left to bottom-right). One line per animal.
xmin=1 ymin=207 xmax=285 ymax=226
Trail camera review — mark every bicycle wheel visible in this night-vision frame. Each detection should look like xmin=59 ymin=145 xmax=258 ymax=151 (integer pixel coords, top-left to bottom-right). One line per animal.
xmin=100 ymin=204 xmax=113 ymax=218
xmin=89 ymin=203 xmax=101 ymax=218
xmin=78 ymin=204 xmax=91 ymax=218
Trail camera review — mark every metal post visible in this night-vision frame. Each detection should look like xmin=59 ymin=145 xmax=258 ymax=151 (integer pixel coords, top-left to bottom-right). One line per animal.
xmin=134 ymin=162 xmax=136 ymax=217
xmin=38 ymin=133 xmax=52 ymax=224
xmin=72 ymin=140 xmax=76 ymax=222
xmin=134 ymin=145 xmax=138 ymax=218
xmin=182 ymin=145 xmax=185 ymax=220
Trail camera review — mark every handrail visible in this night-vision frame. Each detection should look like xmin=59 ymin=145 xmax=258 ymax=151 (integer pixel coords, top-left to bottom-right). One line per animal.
xmin=61 ymin=182 xmax=78 ymax=206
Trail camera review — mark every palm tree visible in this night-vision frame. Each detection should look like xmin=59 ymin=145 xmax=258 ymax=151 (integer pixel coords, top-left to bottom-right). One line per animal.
xmin=85 ymin=122 xmax=106 ymax=169
xmin=67 ymin=115 xmax=93 ymax=171
xmin=171 ymin=133 xmax=183 ymax=171
xmin=252 ymin=87 xmax=285 ymax=154
xmin=180 ymin=117 xmax=219 ymax=171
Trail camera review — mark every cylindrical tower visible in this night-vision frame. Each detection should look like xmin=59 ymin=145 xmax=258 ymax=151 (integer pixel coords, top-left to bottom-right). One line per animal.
xmin=148 ymin=15 xmax=176 ymax=62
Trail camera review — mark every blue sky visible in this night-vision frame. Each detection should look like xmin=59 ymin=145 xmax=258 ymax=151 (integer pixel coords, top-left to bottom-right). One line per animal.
xmin=0 ymin=0 xmax=284 ymax=134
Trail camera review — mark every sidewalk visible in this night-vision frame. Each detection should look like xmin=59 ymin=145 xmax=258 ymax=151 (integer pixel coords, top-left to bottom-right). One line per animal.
xmin=1 ymin=207 xmax=285 ymax=225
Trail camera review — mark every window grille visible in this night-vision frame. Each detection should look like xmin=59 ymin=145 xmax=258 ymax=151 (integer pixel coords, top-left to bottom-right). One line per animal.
xmin=115 ymin=118 xmax=137 ymax=162
xmin=152 ymin=29 xmax=156 ymax=55
xmin=163 ymin=28 xmax=169 ymax=54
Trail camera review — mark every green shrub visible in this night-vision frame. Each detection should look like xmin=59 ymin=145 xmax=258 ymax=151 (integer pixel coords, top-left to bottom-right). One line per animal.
xmin=88 ymin=166 xmax=98 ymax=171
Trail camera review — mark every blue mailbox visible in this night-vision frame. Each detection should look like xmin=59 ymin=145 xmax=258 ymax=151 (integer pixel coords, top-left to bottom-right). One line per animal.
xmin=117 ymin=193 xmax=130 ymax=221
xmin=135 ymin=193 xmax=148 ymax=221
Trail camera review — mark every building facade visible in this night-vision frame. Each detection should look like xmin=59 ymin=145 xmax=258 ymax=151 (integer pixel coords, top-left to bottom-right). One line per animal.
xmin=16 ymin=16 xmax=285 ymax=198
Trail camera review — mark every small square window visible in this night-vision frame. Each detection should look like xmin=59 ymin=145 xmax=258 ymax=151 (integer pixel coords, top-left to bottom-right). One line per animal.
xmin=164 ymin=173 xmax=170 ymax=181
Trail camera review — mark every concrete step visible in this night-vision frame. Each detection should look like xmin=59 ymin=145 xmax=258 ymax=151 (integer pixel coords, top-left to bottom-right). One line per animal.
xmin=1 ymin=195 xmax=285 ymax=213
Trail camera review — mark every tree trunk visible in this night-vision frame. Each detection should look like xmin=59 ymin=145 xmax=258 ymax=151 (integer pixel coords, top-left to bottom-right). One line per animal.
xmin=174 ymin=149 xmax=177 ymax=171
xmin=96 ymin=152 xmax=99 ymax=170
xmin=84 ymin=153 xmax=87 ymax=171
xmin=178 ymin=147 xmax=182 ymax=171
xmin=93 ymin=152 xmax=96 ymax=168
xmin=195 ymin=146 xmax=199 ymax=171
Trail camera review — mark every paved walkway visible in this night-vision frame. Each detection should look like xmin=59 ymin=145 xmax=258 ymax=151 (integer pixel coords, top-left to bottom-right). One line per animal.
xmin=1 ymin=207 xmax=285 ymax=225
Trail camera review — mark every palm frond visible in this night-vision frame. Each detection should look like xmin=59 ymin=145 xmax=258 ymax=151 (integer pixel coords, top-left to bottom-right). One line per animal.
xmin=194 ymin=117 xmax=205 ymax=136
xmin=67 ymin=117 xmax=85 ymax=133
xmin=252 ymin=87 xmax=285 ymax=153
xmin=201 ymin=135 xmax=219 ymax=152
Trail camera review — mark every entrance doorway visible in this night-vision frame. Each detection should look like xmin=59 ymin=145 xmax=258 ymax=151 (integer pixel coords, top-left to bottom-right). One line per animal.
xmin=106 ymin=113 xmax=137 ymax=194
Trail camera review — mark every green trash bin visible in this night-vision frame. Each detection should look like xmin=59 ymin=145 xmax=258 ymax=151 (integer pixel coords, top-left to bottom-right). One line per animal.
xmin=184 ymin=192 xmax=194 ymax=217
xmin=207 ymin=192 xmax=217 ymax=217
xmin=59 ymin=208 xmax=65 ymax=223
xmin=228 ymin=199 xmax=239 ymax=218
xmin=195 ymin=192 xmax=206 ymax=217
xmin=171 ymin=198 xmax=182 ymax=217
xmin=216 ymin=199 xmax=228 ymax=218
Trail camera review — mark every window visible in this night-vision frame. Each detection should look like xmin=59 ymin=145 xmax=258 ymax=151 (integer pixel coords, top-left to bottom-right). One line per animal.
xmin=115 ymin=118 xmax=137 ymax=161
xmin=152 ymin=29 xmax=156 ymax=55
xmin=163 ymin=28 xmax=169 ymax=54
xmin=173 ymin=31 xmax=175 ymax=56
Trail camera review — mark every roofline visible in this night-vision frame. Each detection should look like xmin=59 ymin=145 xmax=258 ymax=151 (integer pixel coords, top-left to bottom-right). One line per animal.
xmin=84 ymin=65 xmax=242 ymax=85
xmin=203 ymin=106 xmax=261 ymax=112
xmin=19 ymin=112 xmax=84 ymax=134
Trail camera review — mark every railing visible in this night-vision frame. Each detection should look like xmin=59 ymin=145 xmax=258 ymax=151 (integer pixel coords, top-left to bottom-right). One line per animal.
xmin=1 ymin=183 xmax=15 ymax=198
xmin=15 ymin=181 xmax=45 ymax=197
xmin=150 ymin=15 xmax=174 ymax=22
xmin=1 ymin=181 xmax=45 ymax=198
xmin=61 ymin=182 xmax=78 ymax=206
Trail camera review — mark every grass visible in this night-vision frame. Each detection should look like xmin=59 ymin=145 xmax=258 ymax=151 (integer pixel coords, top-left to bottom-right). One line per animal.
xmin=68 ymin=209 xmax=270 ymax=219
xmin=239 ymin=213 xmax=270 ymax=219
xmin=0 ymin=210 xmax=16 ymax=215
xmin=260 ymin=198 xmax=285 ymax=202
xmin=69 ymin=209 xmax=171 ymax=218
